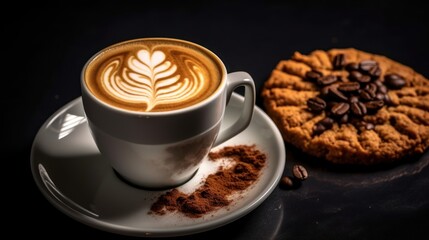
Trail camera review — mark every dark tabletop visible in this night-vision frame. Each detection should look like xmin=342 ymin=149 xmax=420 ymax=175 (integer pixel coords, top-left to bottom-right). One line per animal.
xmin=9 ymin=0 xmax=429 ymax=239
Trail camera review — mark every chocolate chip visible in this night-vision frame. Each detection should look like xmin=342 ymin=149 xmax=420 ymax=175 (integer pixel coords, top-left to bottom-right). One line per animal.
xmin=292 ymin=165 xmax=308 ymax=180
xmin=359 ymin=60 xmax=378 ymax=72
xmin=331 ymin=102 xmax=350 ymax=116
xmin=385 ymin=74 xmax=406 ymax=89
xmin=333 ymin=54 xmax=346 ymax=70
xmin=307 ymin=97 xmax=327 ymax=112
xmin=305 ymin=70 xmax=323 ymax=81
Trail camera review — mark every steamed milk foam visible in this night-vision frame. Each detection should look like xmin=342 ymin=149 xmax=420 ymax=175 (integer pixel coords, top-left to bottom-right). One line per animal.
xmin=85 ymin=39 xmax=222 ymax=112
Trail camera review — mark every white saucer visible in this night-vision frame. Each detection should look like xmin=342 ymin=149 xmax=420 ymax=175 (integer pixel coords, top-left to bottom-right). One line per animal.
xmin=30 ymin=93 xmax=285 ymax=237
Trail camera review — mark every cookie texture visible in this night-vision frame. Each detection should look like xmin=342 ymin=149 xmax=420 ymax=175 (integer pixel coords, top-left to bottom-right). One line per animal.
xmin=261 ymin=48 xmax=429 ymax=165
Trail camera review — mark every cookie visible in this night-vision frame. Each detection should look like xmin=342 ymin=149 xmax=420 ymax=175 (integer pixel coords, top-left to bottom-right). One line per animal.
xmin=261 ymin=48 xmax=429 ymax=165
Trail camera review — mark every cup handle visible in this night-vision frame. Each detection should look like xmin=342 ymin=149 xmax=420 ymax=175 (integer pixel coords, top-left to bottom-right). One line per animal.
xmin=213 ymin=71 xmax=256 ymax=146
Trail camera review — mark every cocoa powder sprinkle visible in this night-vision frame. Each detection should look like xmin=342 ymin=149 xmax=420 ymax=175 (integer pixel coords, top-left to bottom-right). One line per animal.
xmin=149 ymin=145 xmax=266 ymax=218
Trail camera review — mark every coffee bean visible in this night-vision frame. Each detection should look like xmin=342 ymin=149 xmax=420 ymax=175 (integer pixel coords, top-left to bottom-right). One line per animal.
xmin=305 ymin=70 xmax=323 ymax=81
xmin=331 ymin=102 xmax=350 ymax=116
xmin=317 ymin=75 xmax=338 ymax=85
xmin=337 ymin=76 xmax=347 ymax=82
xmin=351 ymin=101 xmax=367 ymax=116
xmin=375 ymin=93 xmax=386 ymax=101
xmin=365 ymin=83 xmax=377 ymax=94
xmin=349 ymin=71 xmax=371 ymax=83
xmin=356 ymin=74 xmax=371 ymax=83
xmin=384 ymin=94 xmax=393 ymax=105
xmin=353 ymin=120 xmax=374 ymax=132
xmin=377 ymin=84 xmax=387 ymax=94
xmin=349 ymin=96 xmax=359 ymax=103
xmin=385 ymin=74 xmax=406 ymax=89
xmin=333 ymin=54 xmax=346 ymax=70
xmin=292 ymin=165 xmax=308 ymax=180
xmin=359 ymin=60 xmax=378 ymax=72
xmin=303 ymin=53 xmax=403 ymax=134
xmin=359 ymin=89 xmax=376 ymax=101
xmin=307 ymin=97 xmax=326 ymax=112
xmin=320 ymin=86 xmax=330 ymax=97
xmin=340 ymin=114 xmax=349 ymax=123
xmin=338 ymin=82 xmax=360 ymax=92
xmin=313 ymin=123 xmax=326 ymax=135
xmin=368 ymin=65 xmax=381 ymax=79
xmin=319 ymin=117 xmax=334 ymax=128
xmin=313 ymin=117 xmax=334 ymax=135
xmin=349 ymin=70 xmax=363 ymax=81
xmin=280 ymin=176 xmax=295 ymax=189
xmin=365 ymin=100 xmax=384 ymax=110
xmin=329 ymin=84 xmax=348 ymax=101
xmin=345 ymin=62 xmax=359 ymax=72
xmin=374 ymin=79 xmax=384 ymax=87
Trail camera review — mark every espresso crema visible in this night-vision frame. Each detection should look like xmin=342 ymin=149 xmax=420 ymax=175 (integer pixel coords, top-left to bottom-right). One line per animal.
xmin=84 ymin=39 xmax=223 ymax=112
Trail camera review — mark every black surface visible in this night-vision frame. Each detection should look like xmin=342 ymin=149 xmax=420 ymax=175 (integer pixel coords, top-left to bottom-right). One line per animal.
xmin=9 ymin=0 xmax=429 ymax=239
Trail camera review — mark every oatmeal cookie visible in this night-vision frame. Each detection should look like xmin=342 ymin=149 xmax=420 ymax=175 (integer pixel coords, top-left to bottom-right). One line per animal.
xmin=261 ymin=48 xmax=429 ymax=165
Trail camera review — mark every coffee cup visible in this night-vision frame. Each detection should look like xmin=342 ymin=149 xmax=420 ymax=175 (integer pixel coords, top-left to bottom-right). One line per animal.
xmin=81 ymin=38 xmax=255 ymax=189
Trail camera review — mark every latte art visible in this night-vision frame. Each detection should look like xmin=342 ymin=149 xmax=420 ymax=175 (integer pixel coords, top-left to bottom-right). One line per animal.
xmin=102 ymin=50 xmax=205 ymax=111
xmin=85 ymin=39 xmax=222 ymax=112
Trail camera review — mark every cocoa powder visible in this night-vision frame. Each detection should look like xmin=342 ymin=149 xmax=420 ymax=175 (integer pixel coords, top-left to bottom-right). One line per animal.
xmin=149 ymin=145 xmax=266 ymax=218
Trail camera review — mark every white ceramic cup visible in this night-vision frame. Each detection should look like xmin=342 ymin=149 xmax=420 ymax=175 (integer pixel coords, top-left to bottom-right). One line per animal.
xmin=81 ymin=38 xmax=255 ymax=189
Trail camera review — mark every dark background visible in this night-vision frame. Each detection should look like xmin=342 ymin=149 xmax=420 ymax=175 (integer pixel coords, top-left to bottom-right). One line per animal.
xmin=7 ymin=0 xmax=429 ymax=239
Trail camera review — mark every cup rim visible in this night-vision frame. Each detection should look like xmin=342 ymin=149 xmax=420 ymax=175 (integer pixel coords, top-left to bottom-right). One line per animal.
xmin=81 ymin=37 xmax=228 ymax=116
